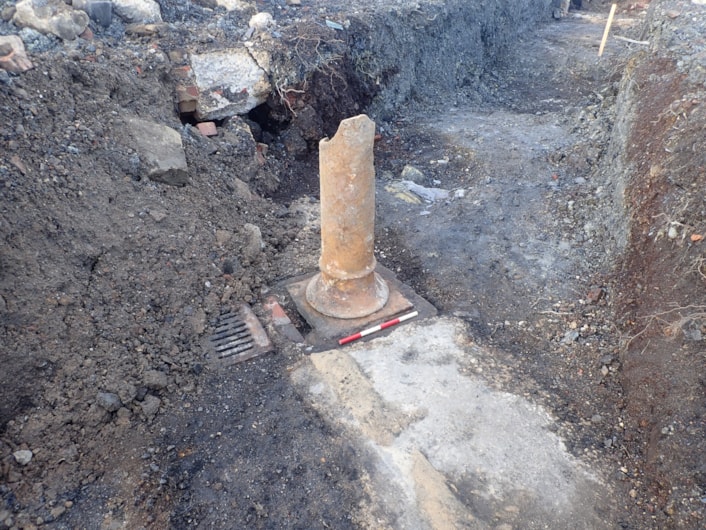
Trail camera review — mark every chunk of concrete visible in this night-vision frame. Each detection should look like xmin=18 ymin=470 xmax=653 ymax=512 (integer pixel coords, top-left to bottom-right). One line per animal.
xmin=0 ymin=35 xmax=34 ymax=73
xmin=123 ymin=117 xmax=189 ymax=186
xmin=190 ymin=48 xmax=271 ymax=120
xmin=112 ymin=0 xmax=162 ymax=24
xmin=72 ymin=0 xmax=113 ymax=28
xmin=12 ymin=0 xmax=89 ymax=41
xmin=242 ymin=223 xmax=263 ymax=261
xmin=215 ymin=0 xmax=250 ymax=11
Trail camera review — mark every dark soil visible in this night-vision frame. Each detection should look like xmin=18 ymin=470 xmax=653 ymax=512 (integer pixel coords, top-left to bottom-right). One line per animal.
xmin=1 ymin=0 xmax=704 ymax=528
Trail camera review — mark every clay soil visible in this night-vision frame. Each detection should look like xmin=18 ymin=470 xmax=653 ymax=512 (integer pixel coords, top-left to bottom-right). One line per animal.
xmin=1 ymin=0 xmax=704 ymax=529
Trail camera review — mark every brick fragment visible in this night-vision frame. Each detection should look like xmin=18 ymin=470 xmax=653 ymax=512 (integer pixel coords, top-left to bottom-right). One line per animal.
xmin=196 ymin=121 xmax=217 ymax=137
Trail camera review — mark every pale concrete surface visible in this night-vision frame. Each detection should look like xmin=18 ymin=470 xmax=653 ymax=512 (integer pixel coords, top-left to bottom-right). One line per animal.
xmin=292 ymin=317 xmax=616 ymax=529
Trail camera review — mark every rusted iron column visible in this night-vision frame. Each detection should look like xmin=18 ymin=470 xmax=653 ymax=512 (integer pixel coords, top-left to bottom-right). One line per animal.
xmin=306 ymin=114 xmax=389 ymax=319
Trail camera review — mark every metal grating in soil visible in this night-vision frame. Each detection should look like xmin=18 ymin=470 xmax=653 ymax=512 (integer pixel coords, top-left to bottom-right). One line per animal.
xmin=208 ymin=303 xmax=273 ymax=366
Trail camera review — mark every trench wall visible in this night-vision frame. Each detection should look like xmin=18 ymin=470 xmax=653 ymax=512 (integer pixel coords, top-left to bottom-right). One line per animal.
xmin=348 ymin=0 xmax=556 ymax=117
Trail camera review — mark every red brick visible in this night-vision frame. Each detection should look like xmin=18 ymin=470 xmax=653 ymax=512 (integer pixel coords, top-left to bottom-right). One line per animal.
xmin=196 ymin=122 xmax=218 ymax=137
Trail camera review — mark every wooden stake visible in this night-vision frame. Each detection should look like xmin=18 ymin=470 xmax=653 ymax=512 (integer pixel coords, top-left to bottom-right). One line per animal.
xmin=599 ymin=3 xmax=617 ymax=57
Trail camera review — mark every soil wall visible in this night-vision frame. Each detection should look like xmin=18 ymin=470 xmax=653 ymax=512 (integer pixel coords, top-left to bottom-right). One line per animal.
xmin=602 ymin=0 xmax=706 ymax=525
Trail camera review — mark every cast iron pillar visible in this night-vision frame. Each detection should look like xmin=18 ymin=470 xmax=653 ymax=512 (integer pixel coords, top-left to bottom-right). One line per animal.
xmin=305 ymin=114 xmax=389 ymax=319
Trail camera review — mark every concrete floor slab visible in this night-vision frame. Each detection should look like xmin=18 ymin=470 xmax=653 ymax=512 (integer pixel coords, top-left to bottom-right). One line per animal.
xmin=292 ymin=317 xmax=616 ymax=529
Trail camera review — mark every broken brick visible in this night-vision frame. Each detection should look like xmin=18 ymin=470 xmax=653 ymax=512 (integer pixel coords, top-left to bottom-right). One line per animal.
xmin=196 ymin=121 xmax=217 ymax=137
xmin=176 ymin=84 xmax=199 ymax=114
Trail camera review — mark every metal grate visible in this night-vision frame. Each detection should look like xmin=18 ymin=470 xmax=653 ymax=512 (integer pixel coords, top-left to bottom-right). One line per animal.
xmin=208 ymin=303 xmax=273 ymax=366
xmin=212 ymin=309 xmax=254 ymax=359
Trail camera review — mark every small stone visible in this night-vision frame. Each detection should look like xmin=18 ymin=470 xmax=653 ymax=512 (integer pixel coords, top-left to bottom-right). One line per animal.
xmin=13 ymin=449 xmax=33 ymax=466
xmin=0 ymin=35 xmax=34 ymax=73
xmin=140 ymin=394 xmax=161 ymax=420
xmin=215 ymin=229 xmax=233 ymax=247
xmin=586 ymin=287 xmax=605 ymax=304
xmin=401 ymin=164 xmax=426 ymax=184
xmin=50 ymin=505 xmax=66 ymax=519
xmin=591 ymin=414 xmax=603 ymax=423
xmin=148 ymin=208 xmax=167 ymax=222
xmin=561 ymin=329 xmax=579 ymax=344
xmin=189 ymin=308 xmax=207 ymax=335
xmin=112 ymin=0 xmax=162 ymax=24
xmin=668 ymin=225 xmax=678 ymax=239
xmin=96 ymin=392 xmax=122 ymax=412
xmin=600 ymin=354 xmax=613 ymax=365
xmin=73 ymin=0 xmax=113 ymax=28
xmin=601 ymin=365 xmax=610 ymax=377
xmin=249 ymin=12 xmax=274 ymax=31
xmin=143 ymin=369 xmax=168 ymax=390
xmin=242 ymin=223 xmax=263 ymax=260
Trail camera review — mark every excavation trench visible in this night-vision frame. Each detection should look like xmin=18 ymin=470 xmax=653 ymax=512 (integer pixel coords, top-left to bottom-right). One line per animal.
xmin=1 ymin=1 xmax=704 ymax=529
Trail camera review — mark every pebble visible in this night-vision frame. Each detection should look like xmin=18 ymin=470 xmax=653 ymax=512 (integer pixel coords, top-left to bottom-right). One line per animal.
xmin=401 ymin=164 xmax=426 ymax=184
xmin=50 ymin=505 xmax=66 ymax=519
xmin=140 ymin=394 xmax=161 ymax=419
xmin=148 ymin=208 xmax=167 ymax=222
xmin=96 ymin=391 xmax=122 ymax=412
xmin=13 ymin=449 xmax=33 ymax=466
xmin=561 ymin=329 xmax=579 ymax=344
xmin=242 ymin=223 xmax=263 ymax=260
xmin=143 ymin=369 xmax=168 ymax=390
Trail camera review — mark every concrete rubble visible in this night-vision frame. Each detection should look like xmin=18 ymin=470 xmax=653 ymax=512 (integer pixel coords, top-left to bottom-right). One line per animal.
xmin=72 ymin=0 xmax=113 ymax=27
xmin=111 ymin=0 xmax=162 ymax=24
xmin=12 ymin=0 xmax=89 ymax=41
xmin=0 ymin=34 xmax=33 ymax=73
xmin=189 ymin=48 xmax=272 ymax=120
xmin=121 ymin=117 xmax=189 ymax=186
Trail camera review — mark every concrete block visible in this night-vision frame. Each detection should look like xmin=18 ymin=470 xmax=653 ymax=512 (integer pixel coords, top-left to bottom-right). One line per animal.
xmin=190 ymin=48 xmax=271 ymax=120
xmin=123 ymin=117 xmax=189 ymax=186
xmin=12 ymin=0 xmax=89 ymax=41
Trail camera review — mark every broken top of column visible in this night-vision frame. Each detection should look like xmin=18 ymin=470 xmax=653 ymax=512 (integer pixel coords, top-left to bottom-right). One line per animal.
xmin=305 ymin=114 xmax=389 ymax=319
